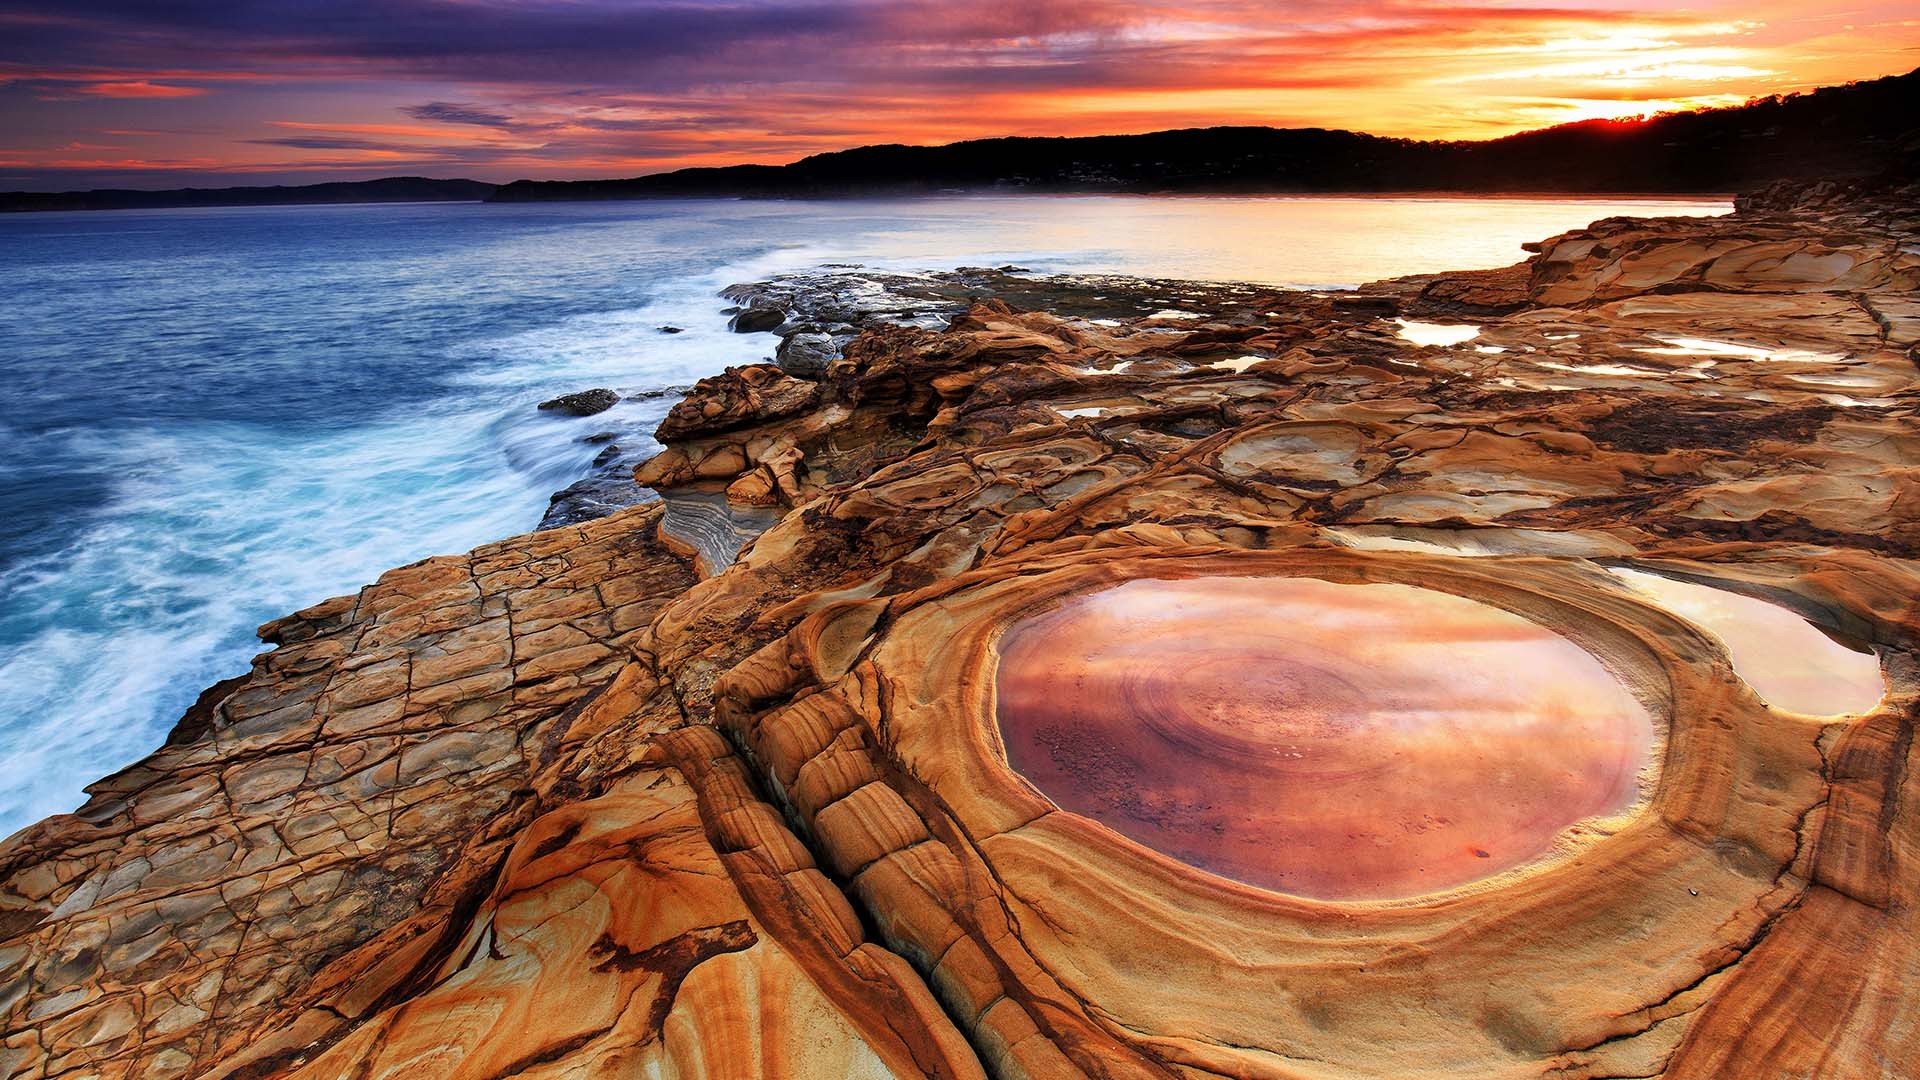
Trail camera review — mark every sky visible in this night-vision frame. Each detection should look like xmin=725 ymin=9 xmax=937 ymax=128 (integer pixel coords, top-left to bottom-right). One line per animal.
xmin=1 ymin=1 xmax=1916 ymax=190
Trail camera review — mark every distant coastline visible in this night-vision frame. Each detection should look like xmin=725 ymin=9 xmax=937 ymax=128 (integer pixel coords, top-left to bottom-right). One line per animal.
xmin=5 ymin=66 xmax=1911 ymax=213
xmin=0 ymin=177 xmax=495 ymax=213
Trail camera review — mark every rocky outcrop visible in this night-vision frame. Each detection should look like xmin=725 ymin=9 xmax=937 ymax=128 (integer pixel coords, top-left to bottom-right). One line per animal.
xmin=1522 ymin=212 xmax=1920 ymax=308
xmin=3 ymin=188 xmax=1918 ymax=1079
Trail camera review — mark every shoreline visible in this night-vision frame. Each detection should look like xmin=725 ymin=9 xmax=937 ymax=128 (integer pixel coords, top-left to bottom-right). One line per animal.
xmin=0 ymin=189 xmax=1741 ymax=216
xmin=2 ymin=177 xmax=1915 ymax=1077
xmin=4 ymin=195 xmax=1698 ymax=836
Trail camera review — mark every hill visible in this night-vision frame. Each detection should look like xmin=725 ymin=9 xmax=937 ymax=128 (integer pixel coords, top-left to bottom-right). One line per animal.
xmin=493 ymin=66 xmax=1918 ymax=201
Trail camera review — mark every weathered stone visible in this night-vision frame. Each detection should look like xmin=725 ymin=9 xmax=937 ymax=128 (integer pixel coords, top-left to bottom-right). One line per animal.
xmin=775 ymin=330 xmax=838 ymax=377
xmin=4 ymin=186 xmax=1918 ymax=1080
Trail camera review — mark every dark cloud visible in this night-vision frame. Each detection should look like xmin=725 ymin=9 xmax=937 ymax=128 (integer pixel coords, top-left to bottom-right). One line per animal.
xmin=248 ymin=135 xmax=416 ymax=151
xmin=0 ymin=0 xmax=1161 ymax=94
xmin=399 ymin=101 xmax=513 ymax=127
xmin=0 ymin=1 xmax=869 ymax=88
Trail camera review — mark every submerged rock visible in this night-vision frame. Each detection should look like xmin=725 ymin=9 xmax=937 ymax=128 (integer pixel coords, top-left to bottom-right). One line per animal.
xmin=536 ymin=386 xmax=618 ymax=416
xmin=4 ymin=184 xmax=1918 ymax=1079
xmin=537 ymin=466 xmax=652 ymax=529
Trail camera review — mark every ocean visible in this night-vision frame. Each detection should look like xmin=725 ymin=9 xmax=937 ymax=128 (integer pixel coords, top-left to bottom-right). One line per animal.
xmin=0 ymin=193 xmax=1728 ymax=834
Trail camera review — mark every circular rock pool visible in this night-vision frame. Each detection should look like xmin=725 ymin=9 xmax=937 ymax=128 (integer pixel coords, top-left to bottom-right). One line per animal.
xmin=993 ymin=575 xmax=1655 ymax=900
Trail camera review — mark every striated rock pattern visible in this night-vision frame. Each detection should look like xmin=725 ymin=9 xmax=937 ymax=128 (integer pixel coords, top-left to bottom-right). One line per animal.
xmin=3 ymin=185 xmax=1918 ymax=1079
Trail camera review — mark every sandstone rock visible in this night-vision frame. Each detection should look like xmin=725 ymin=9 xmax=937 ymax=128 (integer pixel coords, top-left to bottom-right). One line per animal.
xmin=4 ymin=189 xmax=1918 ymax=1080
xmin=0 ymin=506 xmax=698 ymax=1078
xmin=653 ymin=364 xmax=820 ymax=441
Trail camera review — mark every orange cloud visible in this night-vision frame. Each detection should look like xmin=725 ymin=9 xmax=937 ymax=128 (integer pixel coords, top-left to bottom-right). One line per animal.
xmin=268 ymin=120 xmax=518 ymax=141
xmin=72 ymin=81 xmax=207 ymax=98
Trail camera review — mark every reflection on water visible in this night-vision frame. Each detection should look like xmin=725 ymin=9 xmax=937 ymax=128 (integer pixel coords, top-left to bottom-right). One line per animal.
xmin=1636 ymin=336 xmax=1847 ymax=363
xmin=1610 ymin=568 xmax=1884 ymax=717
xmin=995 ymin=575 xmax=1654 ymax=900
xmin=1395 ymin=318 xmax=1482 ymax=347
xmin=1210 ymin=355 xmax=1268 ymax=372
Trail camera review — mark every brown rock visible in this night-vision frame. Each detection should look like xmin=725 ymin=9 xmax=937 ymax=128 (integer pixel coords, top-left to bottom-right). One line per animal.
xmin=5 ymin=190 xmax=1919 ymax=1080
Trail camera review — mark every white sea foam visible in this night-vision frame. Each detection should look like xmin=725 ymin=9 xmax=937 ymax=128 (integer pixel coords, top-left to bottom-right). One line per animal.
xmin=0 ymin=415 xmax=543 ymax=828
xmin=0 ymin=242 xmax=828 ymax=832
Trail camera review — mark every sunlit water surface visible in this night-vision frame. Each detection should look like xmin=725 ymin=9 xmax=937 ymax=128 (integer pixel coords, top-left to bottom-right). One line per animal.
xmin=0 ymin=194 xmax=1725 ymax=833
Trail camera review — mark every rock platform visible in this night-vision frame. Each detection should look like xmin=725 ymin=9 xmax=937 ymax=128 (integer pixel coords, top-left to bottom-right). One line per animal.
xmin=3 ymin=180 xmax=1917 ymax=1079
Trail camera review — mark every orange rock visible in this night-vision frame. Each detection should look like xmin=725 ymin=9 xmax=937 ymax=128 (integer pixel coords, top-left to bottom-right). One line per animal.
xmin=5 ymin=190 xmax=1918 ymax=1080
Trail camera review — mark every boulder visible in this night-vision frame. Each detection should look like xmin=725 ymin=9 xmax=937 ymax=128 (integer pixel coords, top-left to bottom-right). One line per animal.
xmin=775 ymin=331 xmax=838 ymax=378
xmin=653 ymin=364 xmax=821 ymax=442
xmin=537 ymin=387 xmax=618 ymax=416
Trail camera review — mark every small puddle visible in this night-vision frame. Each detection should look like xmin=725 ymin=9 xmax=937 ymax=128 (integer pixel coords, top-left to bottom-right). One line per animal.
xmin=1394 ymin=319 xmax=1482 ymax=347
xmin=1537 ymin=361 xmax=1661 ymax=378
xmin=1635 ymin=337 xmax=1847 ymax=363
xmin=1784 ymin=371 xmax=1885 ymax=388
xmin=996 ymin=576 xmax=1654 ymax=900
xmin=1610 ymin=568 xmax=1884 ymax=716
xmin=1210 ymin=355 xmax=1268 ymax=373
xmin=1330 ymin=527 xmax=1634 ymax=558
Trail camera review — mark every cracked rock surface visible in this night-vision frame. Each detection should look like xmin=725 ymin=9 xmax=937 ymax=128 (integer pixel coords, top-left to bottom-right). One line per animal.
xmin=3 ymin=179 xmax=1917 ymax=1079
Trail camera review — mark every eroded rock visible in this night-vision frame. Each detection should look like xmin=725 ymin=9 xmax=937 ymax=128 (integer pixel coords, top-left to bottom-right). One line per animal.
xmin=4 ymin=184 xmax=1918 ymax=1079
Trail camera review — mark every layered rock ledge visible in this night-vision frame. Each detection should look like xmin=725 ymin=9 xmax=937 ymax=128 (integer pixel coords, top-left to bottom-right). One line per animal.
xmin=3 ymin=180 xmax=1917 ymax=1079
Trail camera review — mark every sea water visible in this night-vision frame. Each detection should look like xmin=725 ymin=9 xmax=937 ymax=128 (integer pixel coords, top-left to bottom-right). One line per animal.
xmin=0 ymin=194 xmax=1726 ymax=834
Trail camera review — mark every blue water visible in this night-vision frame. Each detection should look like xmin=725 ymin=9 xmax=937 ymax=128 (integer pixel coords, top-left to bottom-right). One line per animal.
xmin=0 ymin=194 xmax=1727 ymax=834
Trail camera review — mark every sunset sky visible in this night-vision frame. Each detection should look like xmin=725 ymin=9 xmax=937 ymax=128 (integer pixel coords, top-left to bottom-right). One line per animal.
xmin=2 ymin=1 xmax=1916 ymax=190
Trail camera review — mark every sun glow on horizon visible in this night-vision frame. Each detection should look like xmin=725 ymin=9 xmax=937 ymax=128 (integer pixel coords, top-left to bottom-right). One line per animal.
xmin=0 ymin=0 xmax=1916 ymax=187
